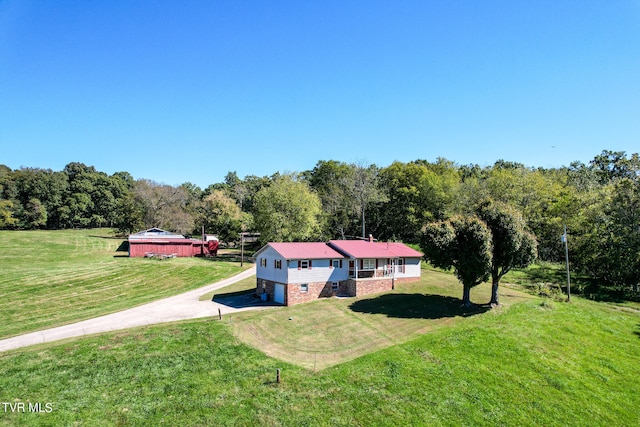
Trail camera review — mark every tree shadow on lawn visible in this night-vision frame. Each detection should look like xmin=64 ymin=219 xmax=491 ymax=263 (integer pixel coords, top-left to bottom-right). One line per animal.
xmin=349 ymin=293 xmax=490 ymax=320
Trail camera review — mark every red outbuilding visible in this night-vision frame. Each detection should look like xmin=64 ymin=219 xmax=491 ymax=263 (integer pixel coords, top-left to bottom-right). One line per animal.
xmin=128 ymin=228 xmax=216 ymax=258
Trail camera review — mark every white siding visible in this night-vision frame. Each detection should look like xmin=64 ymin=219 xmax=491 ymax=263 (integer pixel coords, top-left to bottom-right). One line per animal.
xmin=396 ymin=257 xmax=421 ymax=279
xmin=255 ymin=246 xmax=288 ymax=283
xmin=288 ymin=258 xmax=349 ymax=284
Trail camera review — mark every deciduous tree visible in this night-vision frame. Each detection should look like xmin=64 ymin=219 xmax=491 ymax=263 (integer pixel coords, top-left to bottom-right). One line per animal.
xmin=421 ymin=216 xmax=492 ymax=307
xmin=253 ymin=174 xmax=322 ymax=243
xmin=306 ymin=160 xmax=354 ymax=239
xmin=133 ymin=180 xmax=194 ymax=234
xmin=343 ymin=161 xmax=387 ymax=238
xmin=379 ymin=160 xmax=458 ymax=241
xmin=477 ymin=201 xmax=537 ymax=305
xmin=196 ymin=190 xmax=252 ymax=243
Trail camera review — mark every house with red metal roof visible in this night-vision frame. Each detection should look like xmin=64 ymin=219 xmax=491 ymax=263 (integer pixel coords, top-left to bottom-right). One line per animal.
xmin=254 ymin=237 xmax=422 ymax=305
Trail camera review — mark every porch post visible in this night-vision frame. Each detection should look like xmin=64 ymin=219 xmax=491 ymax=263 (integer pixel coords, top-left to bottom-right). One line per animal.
xmin=392 ymin=258 xmax=397 ymax=289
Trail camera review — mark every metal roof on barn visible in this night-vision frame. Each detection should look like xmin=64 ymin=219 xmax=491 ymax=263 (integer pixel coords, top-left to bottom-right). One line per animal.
xmin=128 ymin=228 xmax=186 ymax=240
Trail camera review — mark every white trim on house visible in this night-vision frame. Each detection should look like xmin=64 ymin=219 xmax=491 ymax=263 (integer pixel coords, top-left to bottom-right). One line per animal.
xmin=255 ymin=241 xmax=422 ymax=306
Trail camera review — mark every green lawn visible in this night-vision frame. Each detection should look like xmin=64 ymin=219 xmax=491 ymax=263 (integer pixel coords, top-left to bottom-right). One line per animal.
xmin=227 ymin=268 xmax=534 ymax=369
xmin=2 ymin=233 xmax=639 ymax=425
xmin=0 ymin=229 xmax=248 ymax=339
xmin=0 ymin=293 xmax=638 ymax=426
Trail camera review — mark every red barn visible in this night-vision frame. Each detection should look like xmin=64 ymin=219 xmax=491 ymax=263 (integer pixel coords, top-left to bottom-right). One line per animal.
xmin=128 ymin=228 xmax=213 ymax=258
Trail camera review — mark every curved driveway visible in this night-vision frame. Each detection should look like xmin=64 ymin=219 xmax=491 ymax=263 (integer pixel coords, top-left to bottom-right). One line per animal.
xmin=0 ymin=266 xmax=258 ymax=353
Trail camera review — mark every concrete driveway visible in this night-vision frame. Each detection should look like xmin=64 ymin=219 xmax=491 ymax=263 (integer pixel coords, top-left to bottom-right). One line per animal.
xmin=0 ymin=266 xmax=261 ymax=353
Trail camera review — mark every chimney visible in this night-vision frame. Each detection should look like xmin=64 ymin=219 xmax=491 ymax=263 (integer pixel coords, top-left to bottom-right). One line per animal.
xmin=368 ymin=234 xmax=374 ymax=243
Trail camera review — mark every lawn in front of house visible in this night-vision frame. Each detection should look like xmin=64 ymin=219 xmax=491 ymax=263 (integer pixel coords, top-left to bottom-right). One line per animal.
xmin=0 ymin=287 xmax=638 ymax=426
xmin=0 ymin=229 xmax=249 ymax=339
xmin=225 ymin=267 xmax=534 ymax=369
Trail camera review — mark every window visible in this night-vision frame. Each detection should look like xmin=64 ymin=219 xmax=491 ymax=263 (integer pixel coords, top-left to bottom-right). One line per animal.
xmin=299 ymin=260 xmax=310 ymax=269
xmin=332 ymin=282 xmax=339 ymax=291
xmin=260 ymin=258 xmax=267 ymax=267
xmin=362 ymin=259 xmax=376 ymax=270
xmin=274 ymin=259 xmax=282 ymax=269
xmin=301 ymin=284 xmax=308 ymax=292
xmin=332 ymin=260 xmax=340 ymax=269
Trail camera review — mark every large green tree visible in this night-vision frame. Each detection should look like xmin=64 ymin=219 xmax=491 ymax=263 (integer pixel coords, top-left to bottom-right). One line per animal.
xmin=343 ymin=162 xmax=387 ymax=239
xmin=133 ymin=180 xmax=195 ymax=234
xmin=379 ymin=160 xmax=458 ymax=241
xmin=421 ymin=216 xmax=493 ymax=307
xmin=196 ymin=190 xmax=253 ymax=243
xmin=306 ymin=160 xmax=354 ymax=239
xmin=575 ymin=178 xmax=640 ymax=294
xmin=253 ymin=174 xmax=322 ymax=243
xmin=0 ymin=199 xmax=18 ymax=228
xmin=477 ymin=200 xmax=537 ymax=306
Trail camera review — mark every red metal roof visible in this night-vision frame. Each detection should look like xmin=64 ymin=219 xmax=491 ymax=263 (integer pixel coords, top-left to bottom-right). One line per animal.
xmin=267 ymin=242 xmax=345 ymax=260
xmin=328 ymin=240 xmax=423 ymax=258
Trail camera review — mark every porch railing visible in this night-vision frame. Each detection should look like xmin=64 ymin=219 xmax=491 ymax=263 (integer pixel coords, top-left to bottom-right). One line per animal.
xmin=348 ymin=265 xmax=405 ymax=279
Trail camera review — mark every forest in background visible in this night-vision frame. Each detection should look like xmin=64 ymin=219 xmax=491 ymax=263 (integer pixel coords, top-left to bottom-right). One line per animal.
xmin=1 ymin=150 xmax=638 ymax=298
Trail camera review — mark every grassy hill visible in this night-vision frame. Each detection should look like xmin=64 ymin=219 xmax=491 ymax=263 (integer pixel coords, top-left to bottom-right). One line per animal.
xmin=0 ymin=292 xmax=638 ymax=426
xmin=1 ymin=229 xmax=639 ymax=425
xmin=221 ymin=269 xmax=532 ymax=369
xmin=0 ymin=229 xmax=248 ymax=339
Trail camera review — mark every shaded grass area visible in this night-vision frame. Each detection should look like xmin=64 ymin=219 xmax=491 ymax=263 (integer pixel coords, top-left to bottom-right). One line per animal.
xmin=0 ymin=295 xmax=638 ymax=426
xmin=349 ymin=293 xmax=490 ymax=319
xmin=505 ymin=261 xmax=640 ymax=306
xmin=505 ymin=261 xmax=593 ymax=291
xmin=0 ymin=229 xmax=248 ymax=339
xmin=227 ymin=268 xmax=532 ymax=370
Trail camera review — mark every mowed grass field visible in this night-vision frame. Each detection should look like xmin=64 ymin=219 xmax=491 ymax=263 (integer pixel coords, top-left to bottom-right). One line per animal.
xmin=1 ymin=230 xmax=639 ymax=425
xmin=0 ymin=290 xmax=638 ymax=426
xmin=0 ymin=229 xmax=248 ymax=339
xmin=222 ymin=270 xmax=534 ymax=369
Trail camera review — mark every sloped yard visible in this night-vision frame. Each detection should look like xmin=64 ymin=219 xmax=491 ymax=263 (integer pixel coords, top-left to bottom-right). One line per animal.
xmin=227 ymin=268 xmax=534 ymax=369
xmin=0 ymin=229 xmax=248 ymax=339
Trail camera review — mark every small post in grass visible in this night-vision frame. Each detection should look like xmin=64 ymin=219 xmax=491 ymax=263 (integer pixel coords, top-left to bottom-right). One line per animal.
xmin=276 ymin=368 xmax=281 ymax=384
xmin=218 ymin=308 xmax=222 ymax=320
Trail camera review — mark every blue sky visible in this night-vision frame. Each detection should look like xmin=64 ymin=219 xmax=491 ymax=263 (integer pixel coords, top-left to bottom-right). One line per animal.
xmin=1 ymin=1 xmax=639 ymax=188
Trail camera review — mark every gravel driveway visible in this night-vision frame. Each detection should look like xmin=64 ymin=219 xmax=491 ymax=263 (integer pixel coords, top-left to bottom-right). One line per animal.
xmin=0 ymin=266 xmax=262 ymax=353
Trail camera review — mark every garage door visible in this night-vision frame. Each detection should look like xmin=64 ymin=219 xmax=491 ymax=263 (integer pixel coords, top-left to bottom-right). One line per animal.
xmin=274 ymin=284 xmax=285 ymax=304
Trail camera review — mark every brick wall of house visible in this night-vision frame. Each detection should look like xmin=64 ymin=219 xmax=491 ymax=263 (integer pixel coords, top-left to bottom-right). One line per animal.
xmin=287 ymin=280 xmax=353 ymax=305
xmin=257 ymin=278 xmax=353 ymax=306
xmin=256 ymin=278 xmax=277 ymax=300
xmin=351 ymin=278 xmax=394 ymax=297
xmin=256 ymin=276 xmax=421 ymax=306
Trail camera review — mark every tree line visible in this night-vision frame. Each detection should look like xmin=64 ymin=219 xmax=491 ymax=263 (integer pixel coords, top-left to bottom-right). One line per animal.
xmin=1 ymin=150 xmax=638 ymax=297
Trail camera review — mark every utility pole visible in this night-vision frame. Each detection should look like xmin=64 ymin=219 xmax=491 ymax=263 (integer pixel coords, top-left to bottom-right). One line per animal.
xmin=562 ymin=225 xmax=571 ymax=302
xmin=240 ymin=232 xmax=245 ymax=267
